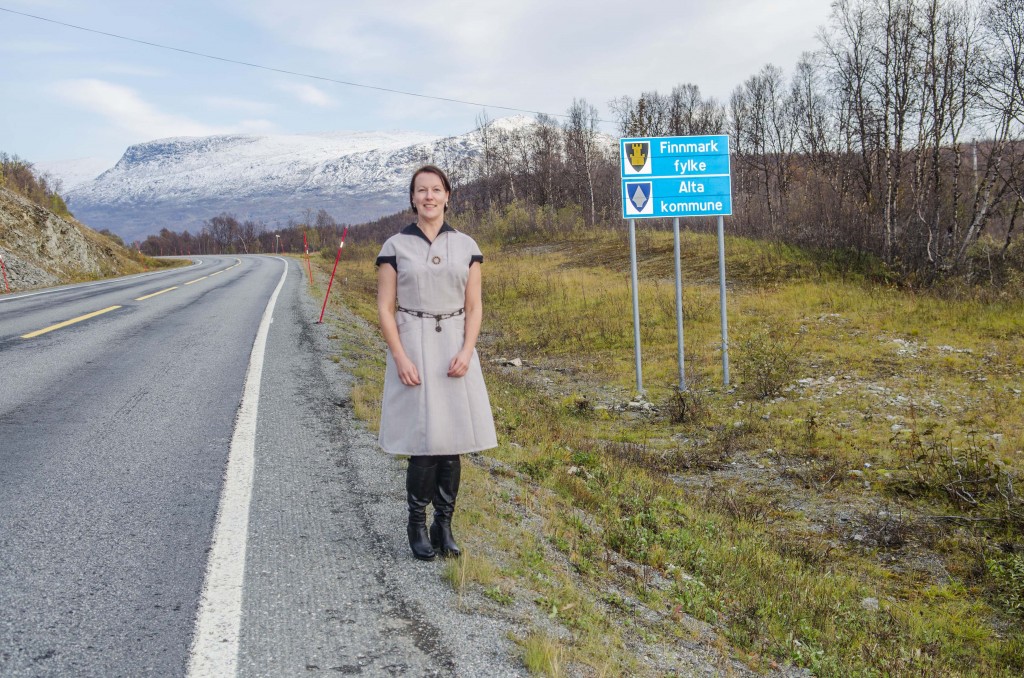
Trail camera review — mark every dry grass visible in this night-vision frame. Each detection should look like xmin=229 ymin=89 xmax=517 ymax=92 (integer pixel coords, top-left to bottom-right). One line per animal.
xmin=520 ymin=631 xmax=567 ymax=677
xmin=313 ymin=221 xmax=1024 ymax=676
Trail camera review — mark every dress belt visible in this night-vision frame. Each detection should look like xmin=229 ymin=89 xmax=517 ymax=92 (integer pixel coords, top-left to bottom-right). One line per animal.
xmin=397 ymin=305 xmax=465 ymax=332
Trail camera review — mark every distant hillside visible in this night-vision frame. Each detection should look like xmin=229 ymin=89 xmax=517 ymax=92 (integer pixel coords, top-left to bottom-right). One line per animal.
xmin=62 ymin=117 xmax=557 ymax=244
xmin=0 ymin=186 xmax=152 ymax=292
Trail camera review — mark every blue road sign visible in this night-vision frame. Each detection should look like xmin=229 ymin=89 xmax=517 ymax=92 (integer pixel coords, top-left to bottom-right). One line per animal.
xmin=620 ymin=135 xmax=732 ymax=218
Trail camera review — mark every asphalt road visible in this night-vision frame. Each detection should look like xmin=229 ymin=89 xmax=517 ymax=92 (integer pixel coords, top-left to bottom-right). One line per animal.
xmin=0 ymin=256 xmax=523 ymax=677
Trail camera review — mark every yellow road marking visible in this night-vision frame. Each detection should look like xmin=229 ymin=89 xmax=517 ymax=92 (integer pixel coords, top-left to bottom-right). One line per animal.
xmin=21 ymin=305 xmax=122 ymax=339
xmin=135 ymin=286 xmax=178 ymax=301
xmin=184 ymin=276 xmax=209 ymax=286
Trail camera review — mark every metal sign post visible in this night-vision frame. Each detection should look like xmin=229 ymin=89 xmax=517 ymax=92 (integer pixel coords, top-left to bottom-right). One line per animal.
xmin=717 ymin=215 xmax=730 ymax=386
xmin=620 ymin=135 xmax=732 ymax=390
xmin=672 ymin=218 xmax=685 ymax=390
xmin=628 ymin=219 xmax=643 ymax=395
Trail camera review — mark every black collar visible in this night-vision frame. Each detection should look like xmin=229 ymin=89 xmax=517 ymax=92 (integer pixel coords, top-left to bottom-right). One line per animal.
xmin=402 ymin=222 xmax=455 ymax=244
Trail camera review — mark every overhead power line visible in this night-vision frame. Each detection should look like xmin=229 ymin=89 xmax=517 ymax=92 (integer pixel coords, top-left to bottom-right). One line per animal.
xmin=0 ymin=5 xmax=604 ymax=122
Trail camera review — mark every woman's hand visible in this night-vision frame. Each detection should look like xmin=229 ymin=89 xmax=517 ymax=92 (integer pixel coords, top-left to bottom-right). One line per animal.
xmin=447 ymin=349 xmax=473 ymax=378
xmin=396 ymin=353 xmax=422 ymax=386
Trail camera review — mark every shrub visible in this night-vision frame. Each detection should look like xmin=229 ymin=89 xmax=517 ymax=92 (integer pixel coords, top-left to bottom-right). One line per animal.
xmin=987 ymin=553 xmax=1024 ymax=617
xmin=736 ymin=323 xmax=799 ymax=399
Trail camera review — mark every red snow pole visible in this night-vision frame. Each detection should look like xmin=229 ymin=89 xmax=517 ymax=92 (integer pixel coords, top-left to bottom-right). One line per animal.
xmin=303 ymin=232 xmax=313 ymax=285
xmin=317 ymin=227 xmax=348 ymax=324
xmin=0 ymin=253 xmax=10 ymax=293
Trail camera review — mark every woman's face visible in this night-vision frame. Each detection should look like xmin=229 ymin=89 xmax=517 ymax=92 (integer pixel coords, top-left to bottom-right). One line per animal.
xmin=411 ymin=171 xmax=449 ymax=219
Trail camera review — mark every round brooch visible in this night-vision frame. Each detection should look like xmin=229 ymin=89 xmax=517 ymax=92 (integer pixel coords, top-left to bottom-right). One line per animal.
xmin=432 ymin=256 xmax=441 ymax=265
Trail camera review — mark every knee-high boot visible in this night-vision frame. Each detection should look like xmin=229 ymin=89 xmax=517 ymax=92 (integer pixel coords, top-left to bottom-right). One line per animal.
xmin=406 ymin=457 xmax=437 ymax=561
xmin=430 ymin=455 xmax=461 ymax=558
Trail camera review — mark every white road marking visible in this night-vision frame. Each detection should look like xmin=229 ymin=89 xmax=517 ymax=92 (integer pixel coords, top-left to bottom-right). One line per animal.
xmin=186 ymin=257 xmax=287 ymax=678
xmin=0 ymin=259 xmax=202 ymax=304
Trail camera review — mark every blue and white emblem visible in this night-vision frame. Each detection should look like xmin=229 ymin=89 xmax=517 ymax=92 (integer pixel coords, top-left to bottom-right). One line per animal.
xmin=625 ymin=181 xmax=653 ymax=216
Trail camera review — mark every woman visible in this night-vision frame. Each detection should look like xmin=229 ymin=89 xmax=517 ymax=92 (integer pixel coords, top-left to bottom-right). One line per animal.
xmin=375 ymin=165 xmax=498 ymax=561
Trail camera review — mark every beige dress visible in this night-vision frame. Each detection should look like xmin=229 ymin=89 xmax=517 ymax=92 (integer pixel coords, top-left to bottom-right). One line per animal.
xmin=375 ymin=223 xmax=498 ymax=456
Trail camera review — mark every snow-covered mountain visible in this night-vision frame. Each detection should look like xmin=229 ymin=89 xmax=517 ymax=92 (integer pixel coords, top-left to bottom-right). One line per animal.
xmin=64 ymin=117 xmax=534 ymax=243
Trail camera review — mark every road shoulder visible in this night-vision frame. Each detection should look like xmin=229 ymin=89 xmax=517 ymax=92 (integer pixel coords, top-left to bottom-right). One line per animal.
xmin=238 ymin=259 xmax=525 ymax=676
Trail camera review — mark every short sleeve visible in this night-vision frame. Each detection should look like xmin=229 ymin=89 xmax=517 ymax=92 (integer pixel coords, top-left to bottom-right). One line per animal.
xmin=468 ymin=237 xmax=483 ymax=267
xmin=376 ymin=238 xmax=397 ymax=271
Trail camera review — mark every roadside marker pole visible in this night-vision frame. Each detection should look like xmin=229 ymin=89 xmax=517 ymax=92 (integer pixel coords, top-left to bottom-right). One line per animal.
xmin=0 ymin=253 xmax=9 ymax=292
xmin=303 ymin=232 xmax=313 ymax=285
xmin=317 ymin=227 xmax=348 ymax=324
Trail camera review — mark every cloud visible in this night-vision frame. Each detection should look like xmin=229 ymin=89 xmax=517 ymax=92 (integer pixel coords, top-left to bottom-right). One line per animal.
xmin=276 ymin=82 xmax=335 ymax=108
xmin=231 ymin=0 xmax=833 ymax=119
xmin=56 ymin=79 xmax=222 ymax=139
xmin=54 ymin=79 xmax=276 ymax=139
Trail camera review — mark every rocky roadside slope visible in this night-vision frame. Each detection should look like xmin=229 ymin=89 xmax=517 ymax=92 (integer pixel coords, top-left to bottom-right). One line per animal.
xmin=0 ymin=186 xmax=149 ymax=291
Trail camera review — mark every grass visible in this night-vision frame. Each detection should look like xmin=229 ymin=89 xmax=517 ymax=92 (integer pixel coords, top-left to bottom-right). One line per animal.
xmin=521 ymin=630 xmax=566 ymax=677
xmin=310 ymin=216 xmax=1024 ymax=676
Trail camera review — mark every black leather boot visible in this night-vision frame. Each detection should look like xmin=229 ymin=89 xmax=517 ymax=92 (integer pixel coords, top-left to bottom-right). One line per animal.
xmin=406 ymin=457 xmax=437 ymax=561
xmin=430 ymin=455 xmax=461 ymax=558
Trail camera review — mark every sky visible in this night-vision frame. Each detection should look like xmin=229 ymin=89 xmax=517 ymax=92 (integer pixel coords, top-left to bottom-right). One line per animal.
xmin=0 ymin=0 xmax=836 ymax=182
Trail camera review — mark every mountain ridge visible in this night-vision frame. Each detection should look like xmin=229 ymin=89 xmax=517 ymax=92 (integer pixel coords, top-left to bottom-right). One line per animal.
xmin=63 ymin=117 xmax=539 ymax=243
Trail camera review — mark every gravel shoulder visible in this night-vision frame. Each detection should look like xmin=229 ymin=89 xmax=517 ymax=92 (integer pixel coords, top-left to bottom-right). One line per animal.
xmin=237 ymin=259 xmax=526 ymax=677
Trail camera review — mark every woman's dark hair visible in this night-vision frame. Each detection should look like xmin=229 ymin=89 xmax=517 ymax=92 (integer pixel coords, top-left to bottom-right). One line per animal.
xmin=409 ymin=164 xmax=452 ymax=213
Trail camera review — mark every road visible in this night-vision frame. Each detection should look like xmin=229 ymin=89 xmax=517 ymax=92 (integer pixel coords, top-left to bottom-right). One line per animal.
xmin=0 ymin=256 xmax=522 ymax=677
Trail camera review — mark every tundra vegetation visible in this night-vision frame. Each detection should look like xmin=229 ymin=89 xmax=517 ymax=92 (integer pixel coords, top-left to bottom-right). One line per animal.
xmin=319 ymin=214 xmax=1023 ymax=676
xmin=301 ymin=3 xmax=1024 ymax=674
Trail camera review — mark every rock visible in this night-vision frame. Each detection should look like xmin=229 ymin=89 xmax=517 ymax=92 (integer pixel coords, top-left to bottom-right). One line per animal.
xmin=509 ymin=357 xmax=523 ymax=367
xmin=0 ymin=187 xmax=143 ymax=291
xmin=848 ymin=470 xmax=864 ymax=478
xmin=861 ymin=597 xmax=880 ymax=611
